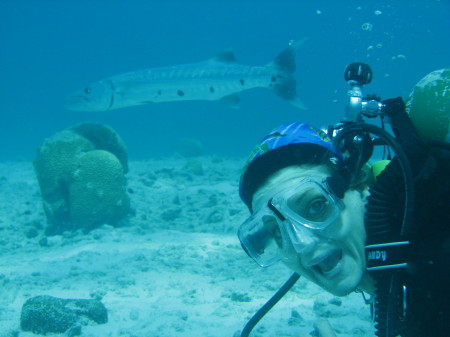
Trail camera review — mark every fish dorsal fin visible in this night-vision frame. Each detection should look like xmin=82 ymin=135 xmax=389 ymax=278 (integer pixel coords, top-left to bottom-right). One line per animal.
xmin=211 ymin=49 xmax=236 ymax=63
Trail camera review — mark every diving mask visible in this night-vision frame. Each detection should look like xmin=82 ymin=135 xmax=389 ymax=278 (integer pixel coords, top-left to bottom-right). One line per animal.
xmin=238 ymin=177 xmax=344 ymax=267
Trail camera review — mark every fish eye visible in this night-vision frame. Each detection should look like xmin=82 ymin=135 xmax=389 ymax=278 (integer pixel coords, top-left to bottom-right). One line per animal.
xmin=84 ymin=87 xmax=91 ymax=95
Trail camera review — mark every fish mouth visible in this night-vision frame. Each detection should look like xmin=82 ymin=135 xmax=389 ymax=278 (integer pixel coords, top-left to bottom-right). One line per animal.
xmin=309 ymin=248 xmax=343 ymax=277
xmin=65 ymin=94 xmax=89 ymax=111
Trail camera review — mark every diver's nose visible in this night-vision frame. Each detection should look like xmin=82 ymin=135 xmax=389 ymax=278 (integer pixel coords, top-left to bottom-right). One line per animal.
xmin=287 ymin=225 xmax=321 ymax=254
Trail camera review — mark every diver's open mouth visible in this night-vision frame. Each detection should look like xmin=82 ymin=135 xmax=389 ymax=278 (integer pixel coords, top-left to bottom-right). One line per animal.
xmin=311 ymin=249 xmax=343 ymax=277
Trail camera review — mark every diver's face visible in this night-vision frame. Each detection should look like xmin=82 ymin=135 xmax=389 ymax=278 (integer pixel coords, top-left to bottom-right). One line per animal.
xmin=252 ymin=166 xmax=367 ymax=296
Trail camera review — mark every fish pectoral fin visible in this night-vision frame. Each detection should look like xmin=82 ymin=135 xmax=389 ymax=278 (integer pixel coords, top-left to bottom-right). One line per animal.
xmin=211 ymin=49 xmax=236 ymax=63
xmin=219 ymin=94 xmax=240 ymax=108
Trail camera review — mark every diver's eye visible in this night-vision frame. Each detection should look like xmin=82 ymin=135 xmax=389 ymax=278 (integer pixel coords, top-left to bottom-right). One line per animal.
xmin=84 ymin=87 xmax=91 ymax=95
xmin=288 ymin=189 xmax=332 ymax=222
xmin=304 ymin=197 xmax=332 ymax=222
xmin=308 ymin=199 xmax=326 ymax=215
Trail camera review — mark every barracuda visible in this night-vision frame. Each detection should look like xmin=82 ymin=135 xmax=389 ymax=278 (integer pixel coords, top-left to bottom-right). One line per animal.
xmin=65 ymin=39 xmax=307 ymax=111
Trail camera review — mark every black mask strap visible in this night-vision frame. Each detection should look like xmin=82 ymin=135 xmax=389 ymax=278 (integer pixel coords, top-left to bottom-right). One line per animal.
xmin=325 ymin=174 xmax=349 ymax=199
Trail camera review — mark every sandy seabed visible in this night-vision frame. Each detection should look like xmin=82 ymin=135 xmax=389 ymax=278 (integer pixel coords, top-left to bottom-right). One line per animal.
xmin=0 ymin=156 xmax=374 ymax=337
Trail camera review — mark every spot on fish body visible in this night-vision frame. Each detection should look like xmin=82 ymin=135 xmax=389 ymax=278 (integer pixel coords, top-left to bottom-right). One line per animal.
xmin=240 ymin=79 xmax=245 ymax=86
xmin=209 ymin=87 xmax=215 ymax=93
xmin=177 ymin=90 xmax=184 ymax=96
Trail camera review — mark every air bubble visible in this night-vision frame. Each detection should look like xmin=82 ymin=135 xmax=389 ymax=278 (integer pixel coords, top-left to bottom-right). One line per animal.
xmin=361 ymin=23 xmax=373 ymax=31
xmin=392 ymin=54 xmax=407 ymax=61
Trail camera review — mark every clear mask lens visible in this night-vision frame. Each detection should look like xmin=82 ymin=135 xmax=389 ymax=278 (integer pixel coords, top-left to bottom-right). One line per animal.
xmin=276 ymin=181 xmax=341 ymax=230
xmin=238 ymin=177 xmax=343 ymax=267
xmin=238 ymin=209 xmax=285 ymax=267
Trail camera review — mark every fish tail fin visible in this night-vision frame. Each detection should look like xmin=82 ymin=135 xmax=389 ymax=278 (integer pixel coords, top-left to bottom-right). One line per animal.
xmin=268 ymin=38 xmax=308 ymax=109
xmin=269 ymin=38 xmax=308 ymax=74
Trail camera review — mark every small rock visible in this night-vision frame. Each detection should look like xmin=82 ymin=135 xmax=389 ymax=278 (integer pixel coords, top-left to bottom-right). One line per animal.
xmin=89 ymin=289 xmax=106 ymax=301
xmin=38 ymin=237 xmax=48 ymax=247
xmin=129 ymin=309 xmax=139 ymax=321
xmin=20 ymin=295 xmax=108 ymax=335
xmin=24 ymin=227 xmax=39 ymax=239
xmin=160 ymin=208 xmax=182 ymax=221
xmin=313 ymin=297 xmax=341 ymax=318
xmin=230 ymin=292 xmax=251 ymax=302
xmin=228 ymin=208 xmax=241 ymax=216
xmin=328 ymin=297 xmax=342 ymax=306
xmin=288 ymin=308 xmax=305 ymax=326
xmin=184 ymin=159 xmax=204 ymax=176
xmin=204 ymin=209 xmax=223 ymax=223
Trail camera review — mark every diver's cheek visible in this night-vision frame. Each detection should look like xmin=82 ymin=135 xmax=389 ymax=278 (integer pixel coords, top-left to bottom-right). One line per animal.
xmin=282 ymin=253 xmax=324 ymax=290
xmin=282 ymin=254 xmax=314 ymax=280
xmin=281 ymin=241 xmax=365 ymax=296
xmin=335 ymin=254 xmax=364 ymax=295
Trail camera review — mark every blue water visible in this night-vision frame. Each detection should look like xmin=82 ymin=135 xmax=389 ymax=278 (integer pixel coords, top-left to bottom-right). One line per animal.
xmin=1 ymin=0 xmax=449 ymax=160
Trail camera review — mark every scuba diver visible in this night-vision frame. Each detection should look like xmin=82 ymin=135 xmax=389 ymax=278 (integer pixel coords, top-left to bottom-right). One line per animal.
xmin=237 ymin=64 xmax=450 ymax=337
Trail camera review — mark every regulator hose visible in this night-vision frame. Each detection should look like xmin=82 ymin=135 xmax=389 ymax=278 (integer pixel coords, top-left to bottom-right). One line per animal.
xmin=240 ymin=272 xmax=300 ymax=337
xmin=332 ymin=123 xmax=415 ymax=238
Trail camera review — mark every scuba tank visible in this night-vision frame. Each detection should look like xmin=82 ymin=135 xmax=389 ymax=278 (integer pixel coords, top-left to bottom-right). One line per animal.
xmin=406 ymin=67 xmax=450 ymax=153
